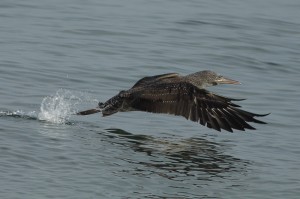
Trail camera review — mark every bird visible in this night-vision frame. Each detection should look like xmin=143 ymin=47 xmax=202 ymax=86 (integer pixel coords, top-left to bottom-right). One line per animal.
xmin=76 ymin=70 xmax=269 ymax=132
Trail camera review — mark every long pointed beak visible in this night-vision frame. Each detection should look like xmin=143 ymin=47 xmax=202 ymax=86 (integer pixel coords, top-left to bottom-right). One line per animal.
xmin=216 ymin=76 xmax=240 ymax=85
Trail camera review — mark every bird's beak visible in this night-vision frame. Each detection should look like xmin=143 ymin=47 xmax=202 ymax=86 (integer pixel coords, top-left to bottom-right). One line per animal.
xmin=215 ymin=76 xmax=240 ymax=85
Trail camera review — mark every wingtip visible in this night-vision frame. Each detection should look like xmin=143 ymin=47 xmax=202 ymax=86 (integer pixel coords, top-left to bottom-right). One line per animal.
xmin=255 ymin=112 xmax=271 ymax=117
xmin=231 ymin=98 xmax=246 ymax=101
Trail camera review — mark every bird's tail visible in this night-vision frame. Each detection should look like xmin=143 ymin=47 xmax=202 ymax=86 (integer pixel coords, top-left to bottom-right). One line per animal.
xmin=76 ymin=108 xmax=101 ymax=115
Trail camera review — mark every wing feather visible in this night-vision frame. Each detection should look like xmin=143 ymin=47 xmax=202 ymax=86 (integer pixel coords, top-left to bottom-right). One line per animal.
xmin=129 ymin=82 xmax=267 ymax=132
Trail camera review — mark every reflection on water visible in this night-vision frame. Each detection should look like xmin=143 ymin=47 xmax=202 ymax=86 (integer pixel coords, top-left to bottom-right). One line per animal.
xmin=105 ymin=128 xmax=248 ymax=181
xmin=1 ymin=110 xmax=248 ymax=183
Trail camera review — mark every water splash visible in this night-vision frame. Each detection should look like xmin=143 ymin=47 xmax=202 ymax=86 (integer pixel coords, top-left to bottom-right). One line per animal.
xmin=38 ymin=89 xmax=84 ymax=124
xmin=1 ymin=89 xmax=97 ymax=124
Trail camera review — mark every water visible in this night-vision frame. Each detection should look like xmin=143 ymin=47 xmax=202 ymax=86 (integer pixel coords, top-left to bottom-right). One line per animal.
xmin=1 ymin=0 xmax=300 ymax=198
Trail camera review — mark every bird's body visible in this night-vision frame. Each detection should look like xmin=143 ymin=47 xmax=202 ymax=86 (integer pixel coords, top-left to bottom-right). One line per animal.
xmin=77 ymin=70 xmax=268 ymax=132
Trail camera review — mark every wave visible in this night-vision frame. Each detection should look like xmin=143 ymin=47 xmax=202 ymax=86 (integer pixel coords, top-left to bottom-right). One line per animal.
xmin=0 ymin=110 xmax=38 ymax=120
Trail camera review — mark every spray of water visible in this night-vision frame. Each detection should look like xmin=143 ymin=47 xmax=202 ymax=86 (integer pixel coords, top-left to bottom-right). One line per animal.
xmin=38 ymin=89 xmax=87 ymax=124
xmin=0 ymin=89 xmax=97 ymax=124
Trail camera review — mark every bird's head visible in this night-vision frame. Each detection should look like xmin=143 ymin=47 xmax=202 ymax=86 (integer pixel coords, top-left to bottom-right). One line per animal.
xmin=186 ymin=70 xmax=240 ymax=88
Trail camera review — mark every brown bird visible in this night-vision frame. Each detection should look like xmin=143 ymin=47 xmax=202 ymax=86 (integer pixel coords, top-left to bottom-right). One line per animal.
xmin=76 ymin=70 xmax=269 ymax=132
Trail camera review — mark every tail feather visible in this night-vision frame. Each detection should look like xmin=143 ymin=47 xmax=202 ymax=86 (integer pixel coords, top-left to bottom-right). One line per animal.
xmin=76 ymin=108 xmax=100 ymax=115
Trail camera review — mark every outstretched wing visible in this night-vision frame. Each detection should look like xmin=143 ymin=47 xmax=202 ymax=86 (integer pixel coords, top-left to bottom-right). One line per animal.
xmin=130 ymin=82 xmax=268 ymax=132
xmin=131 ymin=73 xmax=180 ymax=88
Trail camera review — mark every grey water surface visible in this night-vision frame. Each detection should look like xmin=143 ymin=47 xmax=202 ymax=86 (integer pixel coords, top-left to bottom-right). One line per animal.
xmin=1 ymin=0 xmax=300 ymax=198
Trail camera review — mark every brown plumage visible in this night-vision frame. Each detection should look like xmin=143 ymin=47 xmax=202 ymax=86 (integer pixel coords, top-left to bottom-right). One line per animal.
xmin=77 ymin=70 xmax=269 ymax=132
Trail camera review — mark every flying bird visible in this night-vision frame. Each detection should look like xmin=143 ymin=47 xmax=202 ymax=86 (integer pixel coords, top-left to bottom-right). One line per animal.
xmin=77 ymin=70 xmax=269 ymax=132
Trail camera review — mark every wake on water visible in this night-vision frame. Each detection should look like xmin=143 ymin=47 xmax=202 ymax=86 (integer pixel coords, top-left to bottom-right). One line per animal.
xmin=0 ymin=89 xmax=98 ymax=124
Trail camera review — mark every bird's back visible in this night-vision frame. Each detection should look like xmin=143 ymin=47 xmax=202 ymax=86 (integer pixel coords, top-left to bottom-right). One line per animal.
xmin=131 ymin=73 xmax=181 ymax=89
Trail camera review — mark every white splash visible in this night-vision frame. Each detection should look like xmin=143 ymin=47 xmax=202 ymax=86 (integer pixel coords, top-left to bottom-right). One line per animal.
xmin=38 ymin=89 xmax=83 ymax=124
